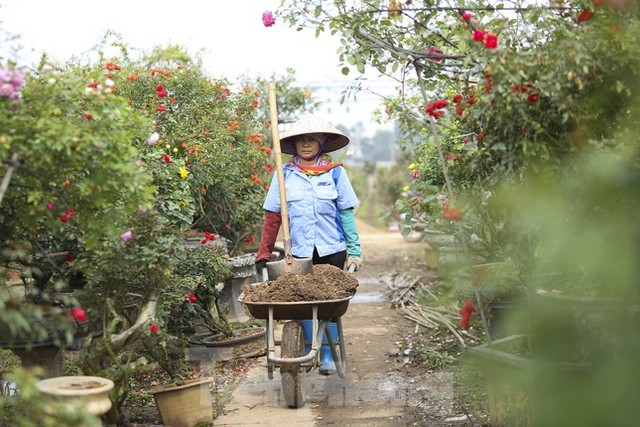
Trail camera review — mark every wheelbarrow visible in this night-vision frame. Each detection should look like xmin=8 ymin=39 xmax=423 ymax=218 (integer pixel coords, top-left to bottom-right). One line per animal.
xmin=237 ymin=264 xmax=356 ymax=409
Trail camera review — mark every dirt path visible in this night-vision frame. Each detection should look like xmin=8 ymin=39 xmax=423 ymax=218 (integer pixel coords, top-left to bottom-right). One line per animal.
xmin=213 ymin=221 xmax=464 ymax=426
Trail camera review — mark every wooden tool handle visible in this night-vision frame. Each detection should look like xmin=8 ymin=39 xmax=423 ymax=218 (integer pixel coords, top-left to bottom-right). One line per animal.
xmin=268 ymin=82 xmax=292 ymax=258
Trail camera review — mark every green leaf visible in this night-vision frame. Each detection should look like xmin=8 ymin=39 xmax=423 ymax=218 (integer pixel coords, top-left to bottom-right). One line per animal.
xmin=26 ymin=190 xmax=43 ymax=204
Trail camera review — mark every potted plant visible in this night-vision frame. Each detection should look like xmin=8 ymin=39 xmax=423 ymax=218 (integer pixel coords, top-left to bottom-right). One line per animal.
xmin=164 ymin=239 xmax=235 ymax=339
xmin=164 ymin=239 xmax=266 ymax=360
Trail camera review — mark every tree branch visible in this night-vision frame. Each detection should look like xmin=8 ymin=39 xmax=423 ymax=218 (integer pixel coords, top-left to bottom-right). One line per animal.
xmin=0 ymin=153 xmax=19 ymax=207
xmin=81 ymin=290 xmax=159 ymax=373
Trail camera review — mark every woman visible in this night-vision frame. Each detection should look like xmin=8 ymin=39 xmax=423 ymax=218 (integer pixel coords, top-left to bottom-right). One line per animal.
xmin=255 ymin=115 xmax=363 ymax=374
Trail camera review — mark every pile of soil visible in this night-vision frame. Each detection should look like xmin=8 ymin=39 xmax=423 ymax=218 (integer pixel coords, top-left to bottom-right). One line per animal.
xmin=242 ymin=264 xmax=358 ymax=302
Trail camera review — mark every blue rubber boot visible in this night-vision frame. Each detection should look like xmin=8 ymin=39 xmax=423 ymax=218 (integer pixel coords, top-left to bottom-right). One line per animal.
xmin=300 ymin=320 xmax=337 ymax=375
xmin=300 ymin=320 xmax=313 ymax=354
xmin=319 ymin=322 xmax=338 ymax=375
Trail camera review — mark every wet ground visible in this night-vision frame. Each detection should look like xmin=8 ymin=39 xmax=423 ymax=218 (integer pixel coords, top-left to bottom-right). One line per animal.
xmin=213 ymin=223 xmax=471 ymax=426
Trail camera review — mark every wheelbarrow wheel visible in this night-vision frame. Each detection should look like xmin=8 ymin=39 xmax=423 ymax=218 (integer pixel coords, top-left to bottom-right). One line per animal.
xmin=280 ymin=321 xmax=306 ymax=408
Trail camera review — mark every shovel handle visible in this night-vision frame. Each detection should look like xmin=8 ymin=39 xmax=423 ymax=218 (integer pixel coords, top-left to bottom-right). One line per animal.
xmin=268 ymin=82 xmax=292 ymax=256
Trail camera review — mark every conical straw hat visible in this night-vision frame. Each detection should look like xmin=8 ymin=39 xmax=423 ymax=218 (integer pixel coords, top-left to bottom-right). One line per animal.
xmin=279 ymin=115 xmax=350 ymax=155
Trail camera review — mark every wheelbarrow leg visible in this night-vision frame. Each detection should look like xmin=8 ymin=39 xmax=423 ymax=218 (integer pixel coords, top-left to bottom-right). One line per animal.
xmin=330 ymin=317 xmax=348 ymax=378
xmin=267 ymin=306 xmax=276 ymax=380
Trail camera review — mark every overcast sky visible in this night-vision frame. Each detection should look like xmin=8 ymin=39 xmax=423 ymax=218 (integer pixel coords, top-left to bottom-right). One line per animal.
xmin=0 ymin=0 xmax=341 ymax=80
xmin=0 ymin=0 xmax=395 ymax=132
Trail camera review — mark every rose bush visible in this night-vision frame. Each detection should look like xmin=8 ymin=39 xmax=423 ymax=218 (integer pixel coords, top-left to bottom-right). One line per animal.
xmin=107 ymin=45 xmax=273 ymax=252
xmin=277 ymin=0 xmax=640 ymax=260
xmin=0 ymin=55 xmax=156 ymax=347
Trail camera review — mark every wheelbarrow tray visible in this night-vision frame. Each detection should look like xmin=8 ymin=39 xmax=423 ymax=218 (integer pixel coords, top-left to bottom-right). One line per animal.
xmin=238 ymin=291 xmax=354 ymax=320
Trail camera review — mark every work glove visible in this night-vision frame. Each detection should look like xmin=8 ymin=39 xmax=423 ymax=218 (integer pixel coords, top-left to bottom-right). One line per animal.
xmin=256 ymin=210 xmax=282 ymax=261
xmin=346 ymin=255 xmax=363 ymax=272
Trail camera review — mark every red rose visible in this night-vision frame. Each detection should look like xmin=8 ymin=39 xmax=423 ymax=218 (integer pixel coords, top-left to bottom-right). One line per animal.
xmin=472 ymin=29 xmax=486 ymax=42
xmin=72 ymin=307 xmax=87 ymax=323
xmin=149 ymin=324 xmax=159 ymax=334
xmin=577 ymin=9 xmax=594 ymax=24
xmin=484 ymin=33 xmax=498 ymax=49
xmin=443 ymin=203 xmax=463 ymax=221
xmin=459 ymin=299 xmax=477 ymax=330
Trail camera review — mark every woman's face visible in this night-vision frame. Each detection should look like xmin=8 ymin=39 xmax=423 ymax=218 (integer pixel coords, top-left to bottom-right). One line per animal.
xmin=294 ymin=135 xmax=321 ymax=164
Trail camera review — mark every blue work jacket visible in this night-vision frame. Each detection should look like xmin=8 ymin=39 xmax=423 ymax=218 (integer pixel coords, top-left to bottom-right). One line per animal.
xmin=263 ymin=164 xmax=359 ymax=258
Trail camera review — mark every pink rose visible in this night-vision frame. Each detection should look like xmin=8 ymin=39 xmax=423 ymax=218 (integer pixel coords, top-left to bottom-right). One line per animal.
xmin=262 ymin=11 xmax=276 ymax=27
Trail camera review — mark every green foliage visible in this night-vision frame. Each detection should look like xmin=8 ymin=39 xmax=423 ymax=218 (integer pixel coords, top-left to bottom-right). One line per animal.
xmin=416 ymin=346 xmax=455 ymax=370
xmin=140 ymin=332 xmax=190 ymax=385
xmin=349 ymin=161 xmax=409 ymax=228
xmin=243 ymin=68 xmax=320 ymax=125
xmin=0 ymin=60 xmax=154 ymax=248
xmin=75 ymin=212 xmax=177 ymax=322
xmin=278 ymin=0 xmax=640 ymax=186
xmin=162 ymin=243 xmax=234 ymax=336
xmin=0 ymin=26 xmax=324 ymax=427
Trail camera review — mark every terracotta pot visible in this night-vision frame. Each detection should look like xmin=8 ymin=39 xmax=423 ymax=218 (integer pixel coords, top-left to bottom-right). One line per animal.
xmin=151 ymin=377 xmax=214 ymax=427
xmin=36 ymin=375 xmax=114 ymax=416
